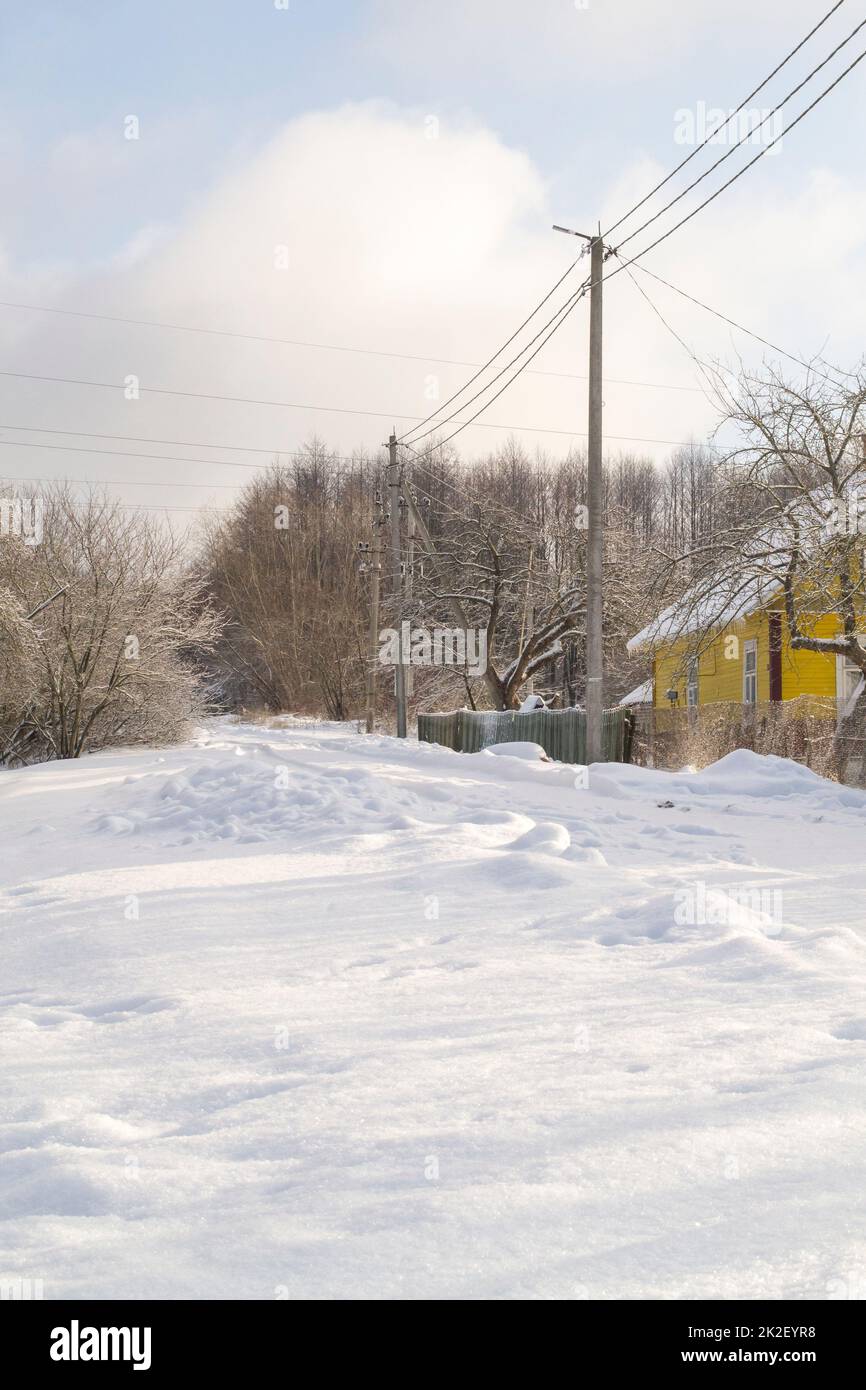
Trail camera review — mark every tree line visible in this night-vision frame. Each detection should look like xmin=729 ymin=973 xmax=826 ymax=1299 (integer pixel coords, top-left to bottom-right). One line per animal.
xmin=2 ymin=362 xmax=864 ymax=764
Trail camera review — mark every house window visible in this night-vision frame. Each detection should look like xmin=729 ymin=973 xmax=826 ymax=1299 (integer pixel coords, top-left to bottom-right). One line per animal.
xmin=837 ymin=651 xmax=865 ymax=724
xmin=743 ymin=639 xmax=758 ymax=705
xmin=686 ymin=658 xmax=699 ymax=707
xmin=840 ymin=656 xmax=863 ymax=705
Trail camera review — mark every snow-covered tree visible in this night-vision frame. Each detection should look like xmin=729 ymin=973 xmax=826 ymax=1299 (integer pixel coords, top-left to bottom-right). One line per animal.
xmin=0 ymin=487 xmax=222 ymax=764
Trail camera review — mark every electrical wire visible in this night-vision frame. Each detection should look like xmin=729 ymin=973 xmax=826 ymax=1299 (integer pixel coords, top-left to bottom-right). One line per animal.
xmin=604 ymin=0 xmax=850 ymax=239
xmin=392 ymin=255 xmax=586 ymax=443
xmin=617 ymin=261 xmax=728 ymax=403
xmin=402 ymin=25 xmax=866 ymax=459
xmin=0 ymin=472 xmax=248 ymax=491
xmin=401 ymin=275 xmax=590 ymax=447
xmin=0 ymin=370 xmax=717 ymax=444
xmin=0 ymin=421 xmax=373 ymax=462
xmin=406 ymin=281 xmax=591 ymax=454
xmin=610 ymin=43 xmax=866 ymax=267
xmin=615 ymin=12 xmax=866 ymax=253
xmin=5 ymin=24 xmax=862 ymax=488
xmin=0 ymin=295 xmax=700 ymax=393
xmin=0 ymin=435 xmax=353 ymax=473
xmin=621 ymin=258 xmax=857 ymax=385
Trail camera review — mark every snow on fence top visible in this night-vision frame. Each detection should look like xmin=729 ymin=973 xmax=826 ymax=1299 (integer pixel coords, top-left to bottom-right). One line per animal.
xmin=417 ymin=705 xmax=635 ymax=764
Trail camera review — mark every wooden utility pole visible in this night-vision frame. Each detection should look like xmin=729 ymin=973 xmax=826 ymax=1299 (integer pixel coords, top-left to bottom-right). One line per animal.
xmin=585 ymin=232 xmax=604 ymax=763
xmin=388 ymin=433 xmax=408 ymax=738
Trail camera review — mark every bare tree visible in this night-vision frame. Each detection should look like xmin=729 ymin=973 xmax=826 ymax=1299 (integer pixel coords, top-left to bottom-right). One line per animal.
xmin=647 ymin=365 xmax=866 ymax=746
xmin=200 ymin=433 xmax=736 ymax=722
xmin=0 ymin=486 xmax=221 ymax=764
xmin=202 ymin=451 xmax=375 ymax=719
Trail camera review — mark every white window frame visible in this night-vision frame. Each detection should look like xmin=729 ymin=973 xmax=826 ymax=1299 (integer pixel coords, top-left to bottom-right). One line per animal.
xmin=836 ymin=650 xmax=865 ymax=726
xmin=743 ymin=639 xmax=758 ymax=705
xmin=686 ymin=657 xmax=699 ymax=708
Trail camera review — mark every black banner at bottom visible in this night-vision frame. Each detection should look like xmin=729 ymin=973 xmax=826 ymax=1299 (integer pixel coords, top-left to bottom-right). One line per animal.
xmin=3 ymin=1299 xmax=860 ymax=1374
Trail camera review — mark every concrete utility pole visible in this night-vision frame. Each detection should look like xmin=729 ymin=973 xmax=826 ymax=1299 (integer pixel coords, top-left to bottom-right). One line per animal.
xmin=553 ymin=222 xmax=606 ymax=762
xmin=358 ymin=494 xmax=384 ymax=734
xmin=585 ymin=232 xmax=605 ymax=764
xmin=520 ymin=543 xmax=535 ymax=696
xmin=388 ymin=433 xmax=408 ymax=738
xmin=405 ymin=496 xmax=415 ymax=698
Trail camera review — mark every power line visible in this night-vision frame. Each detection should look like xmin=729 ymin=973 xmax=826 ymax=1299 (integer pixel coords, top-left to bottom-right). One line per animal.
xmin=2 ymin=417 xmax=731 ymax=512
xmin=615 ymin=11 xmax=866 ymax=253
xmin=398 ymin=442 xmax=469 ymax=506
xmin=404 ymin=474 xmax=471 ymax=523
xmin=402 ymin=275 xmax=590 ymax=447
xmin=401 ymin=23 xmax=866 ymax=460
xmin=118 ymin=503 xmax=213 ymax=514
xmin=393 ymin=255 xmax=586 ymax=443
xmin=412 ymin=281 xmax=593 ymax=453
xmin=618 ymin=261 xmax=725 ymax=403
xmin=0 ymin=435 xmax=392 ymax=473
xmin=622 ymin=259 xmax=856 ymax=385
xmin=0 ymin=420 xmax=725 ymax=467
xmin=0 ymin=472 xmax=248 ymax=491
xmin=610 ymin=42 xmax=866 ymax=266
xmin=10 ymin=493 xmax=220 ymax=516
xmin=0 ymin=371 xmax=712 ymax=444
xmin=0 ymin=292 xmax=700 ymax=394
xmin=8 ymin=21 xmax=858 ymax=484
xmin=604 ymin=0 xmax=850 ymax=239
xmin=2 ymin=8 xmax=858 ymax=505
xmin=0 ymin=299 xmax=470 ymax=361
xmin=0 ymin=421 xmax=372 ymax=461
xmin=0 ymin=435 xmax=303 ymax=472
xmin=0 ymin=366 xmax=436 ymax=423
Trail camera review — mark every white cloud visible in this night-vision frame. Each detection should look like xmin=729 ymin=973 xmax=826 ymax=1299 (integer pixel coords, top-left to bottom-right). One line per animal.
xmin=362 ymin=0 xmax=821 ymax=84
xmin=0 ymin=98 xmax=864 ymax=521
xmin=1 ymin=103 xmax=577 ymax=499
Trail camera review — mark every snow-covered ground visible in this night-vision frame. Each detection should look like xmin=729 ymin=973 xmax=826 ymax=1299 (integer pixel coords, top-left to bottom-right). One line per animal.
xmin=2 ymin=718 xmax=865 ymax=1301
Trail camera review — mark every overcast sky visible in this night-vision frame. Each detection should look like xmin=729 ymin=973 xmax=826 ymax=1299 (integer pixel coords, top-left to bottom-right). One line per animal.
xmin=1 ymin=0 xmax=865 ymax=518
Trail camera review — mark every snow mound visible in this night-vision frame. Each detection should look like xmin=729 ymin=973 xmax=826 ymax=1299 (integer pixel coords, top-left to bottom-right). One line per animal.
xmin=507 ymin=821 xmax=571 ymax=855
xmin=582 ymin=748 xmax=866 ymax=811
xmin=92 ymin=748 xmax=374 ymax=846
xmin=480 ymin=741 xmax=551 ymax=762
xmin=690 ymin=749 xmax=827 ymax=797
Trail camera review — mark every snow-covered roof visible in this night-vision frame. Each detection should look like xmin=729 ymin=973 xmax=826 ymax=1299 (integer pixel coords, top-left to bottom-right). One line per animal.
xmin=618 ymin=680 xmax=653 ymax=705
xmin=628 ymin=485 xmax=863 ymax=654
xmin=627 ymin=573 xmax=777 ymax=653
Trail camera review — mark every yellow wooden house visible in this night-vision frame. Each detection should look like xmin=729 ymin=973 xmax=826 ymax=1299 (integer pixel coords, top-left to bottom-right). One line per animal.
xmin=628 ymin=593 xmax=864 ymax=724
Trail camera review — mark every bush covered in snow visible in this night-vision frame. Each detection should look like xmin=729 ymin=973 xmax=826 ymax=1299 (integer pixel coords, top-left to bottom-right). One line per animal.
xmin=0 ymin=488 xmax=222 ymax=765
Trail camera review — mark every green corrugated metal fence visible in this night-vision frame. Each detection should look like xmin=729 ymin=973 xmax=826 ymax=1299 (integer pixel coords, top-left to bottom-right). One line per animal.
xmin=417 ymin=706 xmax=635 ymax=764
